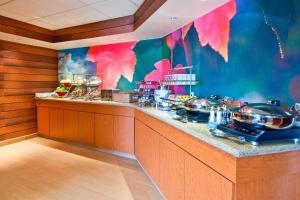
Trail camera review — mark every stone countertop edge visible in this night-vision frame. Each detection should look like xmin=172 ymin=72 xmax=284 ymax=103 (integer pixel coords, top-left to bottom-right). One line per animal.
xmin=36 ymin=97 xmax=300 ymax=158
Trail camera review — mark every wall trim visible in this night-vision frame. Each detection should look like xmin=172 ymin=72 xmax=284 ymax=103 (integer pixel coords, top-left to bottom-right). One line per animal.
xmin=0 ymin=0 xmax=167 ymax=43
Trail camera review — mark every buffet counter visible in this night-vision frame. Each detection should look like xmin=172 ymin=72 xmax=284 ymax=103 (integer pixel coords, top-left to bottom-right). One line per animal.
xmin=36 ymin=97 xmax=300 ymax=200
xmin=36 ymin=97 xmax=300 ymax=157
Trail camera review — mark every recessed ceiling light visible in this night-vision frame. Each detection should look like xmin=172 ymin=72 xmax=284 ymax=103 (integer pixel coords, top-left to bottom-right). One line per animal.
xmin=169 ymin=16 xmax=178 ymax=21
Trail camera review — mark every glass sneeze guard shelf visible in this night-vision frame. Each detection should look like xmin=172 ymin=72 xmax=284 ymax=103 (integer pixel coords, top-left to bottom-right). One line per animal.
xmin=161 ymin=80 xmax=199 ymax=86
xmin=167 ymin=66 xmax=193 ymax=71
xmin=163 ymin=66 xmax=198 ymax=95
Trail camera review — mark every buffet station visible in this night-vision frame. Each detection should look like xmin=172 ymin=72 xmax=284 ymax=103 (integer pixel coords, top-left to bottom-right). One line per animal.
xmin=36 ymin=73 xmax=300 ymax=200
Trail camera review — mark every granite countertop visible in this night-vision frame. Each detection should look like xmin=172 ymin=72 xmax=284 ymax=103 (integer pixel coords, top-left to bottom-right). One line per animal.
xmin=36 ymin=97 xmax=300 ymax=158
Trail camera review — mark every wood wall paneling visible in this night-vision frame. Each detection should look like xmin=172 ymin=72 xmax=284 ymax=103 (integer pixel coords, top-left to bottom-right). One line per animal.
xmin=0 ymin=50 xmax=57 ymax=63
xmin=0 ymin=108 xmax=36 ymax=120
xmin=0 ymin=114 xmax=36 ymax=128
xmin=53 ymin=16 xmax=134 ymax=42
xmin=0 ymin=88 xmax=56 ymax=96
xmin=0 ymin=16 xmax=53 ymax=42
xmin=1 ymin=41 xmax=57 ymax=57
xmin=0 ymin=121 xmax=36 ymax=135
xmin=0 ymin=66 xmax=58 ymax=76
xmin=0 ymin=41 xmax=57 ymax=141
xmin=0 ymin=58 xmax=58 ymax=69
xmin=0 ymin=128 xmax=37 ymax=141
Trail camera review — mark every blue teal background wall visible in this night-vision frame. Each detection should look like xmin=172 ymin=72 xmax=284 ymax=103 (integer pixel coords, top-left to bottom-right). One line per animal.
xmin=59 ymin=0 xmax=300 ymax=105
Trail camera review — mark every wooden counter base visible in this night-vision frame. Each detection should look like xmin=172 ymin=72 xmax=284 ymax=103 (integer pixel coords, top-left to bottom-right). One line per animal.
xmin=36 ymin=99 xmax=300 ymax=200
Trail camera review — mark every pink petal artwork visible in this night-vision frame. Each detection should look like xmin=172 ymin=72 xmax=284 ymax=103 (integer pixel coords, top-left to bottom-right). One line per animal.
xmin=145 ymin=59 xmax=171 ymax=82
xmin=87 ymin=42 xmax=136 ymax=89
xmin=144 ymin=59 xmax=186 ymax=94
xmin=194 ymin=0 xmax=236 ymax=62
xmin=166 ymin=29 xmax=182 ymax=50
xmin=181 ymin=22 xmax=193 ymax=40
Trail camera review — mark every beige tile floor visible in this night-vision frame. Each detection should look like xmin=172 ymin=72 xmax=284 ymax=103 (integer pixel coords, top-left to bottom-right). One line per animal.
xmin=0 ymin=137 xmax=163 ymax=200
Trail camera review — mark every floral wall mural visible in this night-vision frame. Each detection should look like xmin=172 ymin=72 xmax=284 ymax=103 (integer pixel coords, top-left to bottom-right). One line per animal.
xmin=86 ymin=42 xmax=137 ymax=89
xmin=58 ymin=0 xmax=300 ymax=105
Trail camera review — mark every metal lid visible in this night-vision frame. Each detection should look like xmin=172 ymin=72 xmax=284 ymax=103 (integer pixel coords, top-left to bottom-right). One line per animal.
xmin=238 ymin=103 xmax=292 ymax=117
xmin=184 ymin=98 xmax=221 ymax=110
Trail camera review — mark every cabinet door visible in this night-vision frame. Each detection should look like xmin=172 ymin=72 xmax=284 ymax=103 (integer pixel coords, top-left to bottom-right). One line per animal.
xmin=77 ymin=112 xmax=95 ymax=145
xmin=114 ymin=116 xmax=134 ymax=154
xmin=37 ymin=107 xmax=49 ymax=136
xmin=185 ymin=153 xmax=233 ymax=200
xmin=135 ymin=119 xmax=160 ymax=184
xmin=63 ymin=110 xmax=78 ymax=141
xmin=49 ymin=108 xmax=63 ymax=139
xmin=95 ymin=114 xmax=114 ymax=150
xmin=159 ymin=136 xmax=185 ymax=200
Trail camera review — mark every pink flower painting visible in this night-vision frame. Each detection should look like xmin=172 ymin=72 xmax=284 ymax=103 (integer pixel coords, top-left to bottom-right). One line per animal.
xmin=181 ymin=22 xmax=193 ymax=40
xmin=166 ymin=29 xmax=181 ymax=51
xmin=87 ymin=42 xmax=137 ymax=89
xmin=194 ymin=0 xmax=236 ymax=62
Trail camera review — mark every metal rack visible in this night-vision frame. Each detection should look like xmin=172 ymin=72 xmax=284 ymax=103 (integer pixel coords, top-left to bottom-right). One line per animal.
xmin=161 ymin=66 xmax=198 ymax=96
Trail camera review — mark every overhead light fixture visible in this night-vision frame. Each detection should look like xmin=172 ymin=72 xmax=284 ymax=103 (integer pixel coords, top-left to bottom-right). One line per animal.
xmin=169 ymin=16 xmax=178 ymax=21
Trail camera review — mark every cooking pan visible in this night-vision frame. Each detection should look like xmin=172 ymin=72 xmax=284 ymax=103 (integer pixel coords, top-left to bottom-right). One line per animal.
xmin=232 ymin=103 xmax=298 ymax=130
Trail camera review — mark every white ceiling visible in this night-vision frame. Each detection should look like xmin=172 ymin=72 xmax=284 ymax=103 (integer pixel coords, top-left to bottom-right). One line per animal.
xmin=0 ymin=0 xmax=144 ymax=30
xmin=0 ymin=0 xmax=229 ymax=50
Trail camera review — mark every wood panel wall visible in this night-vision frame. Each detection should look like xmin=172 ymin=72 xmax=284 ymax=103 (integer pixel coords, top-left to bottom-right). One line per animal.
xmin=0 ymin=40 xmax=58 ymax=141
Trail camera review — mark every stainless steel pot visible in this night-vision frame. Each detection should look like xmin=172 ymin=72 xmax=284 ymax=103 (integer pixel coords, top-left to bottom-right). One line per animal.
xmin=184 ymin=97 xmax=221 ymax=113
xmin=232 ymin=103 xmax=297 ymax=130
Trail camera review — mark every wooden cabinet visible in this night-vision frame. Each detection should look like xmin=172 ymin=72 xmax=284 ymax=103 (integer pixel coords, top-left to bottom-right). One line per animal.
xmin=95 ymin=114 xmax=114 ymax=150
xmin=159 ymin=136 xmax=185 ymax=200
xmin=49 ymin=108 xmax=63 ymax=139
xmin=77 ymin=112 xmax=95 ymax=145
xmin=63 ymin=110 xmax=78 ymax=141
xmin=135 ymin=119 xmax=160 ymax=184
xmin=37 ymin=107 xmax=49 ymax=136
xmin=37 ymin=99 xmax=300 ymax=200
xmin=185 ymin=153 xmax=233 ymax=200
xmin=114 ymin=116 xmax=134 ymax=154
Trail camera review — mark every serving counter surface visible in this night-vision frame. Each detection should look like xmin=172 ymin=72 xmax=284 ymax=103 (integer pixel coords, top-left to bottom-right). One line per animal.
xmin=36 ymin=97 xmax=300 ymax=158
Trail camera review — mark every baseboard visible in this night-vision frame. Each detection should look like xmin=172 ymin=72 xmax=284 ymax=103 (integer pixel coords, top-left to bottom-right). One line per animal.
xmin=136 ymin=159 xmax=166 ymax=200
xmin=38 ymin=134 xmax=136 ymax=160
xmin=94 ymin=147 xmax=136 ymax=160
xmin=0 ymin=133 xmax=38 ymax=147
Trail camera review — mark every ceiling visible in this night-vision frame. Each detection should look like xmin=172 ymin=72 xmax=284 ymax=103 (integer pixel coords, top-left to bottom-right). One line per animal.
xmin=0 ymin=0 xmax=144 ymax=30
xmin=0 ymin=0 xmax=229 ymax=50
